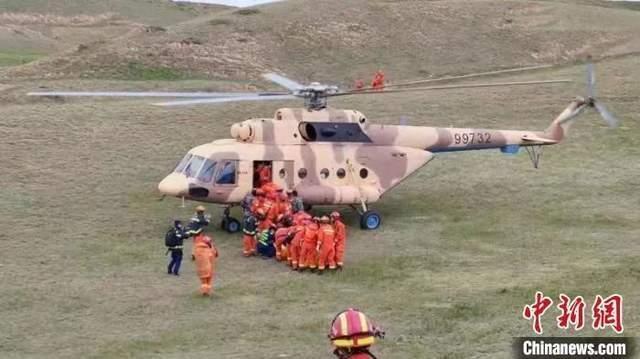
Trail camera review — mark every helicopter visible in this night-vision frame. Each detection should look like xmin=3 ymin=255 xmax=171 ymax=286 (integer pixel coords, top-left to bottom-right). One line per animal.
xmin=29 ymin=63 xmax=618 ymax=232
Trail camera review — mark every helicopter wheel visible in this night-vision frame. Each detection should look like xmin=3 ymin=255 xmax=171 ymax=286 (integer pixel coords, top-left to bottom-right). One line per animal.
xmin=222 ymin=217 xmax=241 ymax=233
xmin=360 ymin=210 xmax=381 ymax=230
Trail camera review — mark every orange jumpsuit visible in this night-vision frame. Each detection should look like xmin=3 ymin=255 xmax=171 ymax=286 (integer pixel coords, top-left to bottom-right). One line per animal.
xmin=317 ymin=223 xmax=337 ymax=271
xmin=371 ymin=70 xmax=385 ymax=90
xmin=334 ymin=219 xmax=347 ymax=267
xmin=288 ymin=224 xmax=305 ymax=269
xmin=258 ymin=166 xmax=271 ymax=187
xmin=300 ymin=222 xmax=319 ymax=269
xmin=261 ymin=196 xmax=277 ymax=222
xmin=193 ymin=234 xmax=218 ymax=296
xmin=251 ymin=194 xmax=264 ymax=214
xmin=274 ymin=227 xmax=290 ymax=261
xmin=278 ymin=193 xmax=292 ymax=221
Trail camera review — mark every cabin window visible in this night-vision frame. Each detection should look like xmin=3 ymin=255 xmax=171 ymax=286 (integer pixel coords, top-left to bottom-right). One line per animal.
xmin=337 ymin=168 xmax=346 ymax=179
xmin=298 ymin=168 xmax=307 ymax=179
xmin=197 ymin=160 xmax=217 ymax=183
xmin=320 ymin=168 xmax=329 ymax=179
xmin=174 ymin=153 xmax=192 ymax=173
xmin=216 ymin=160 xmax=237 ymax=184
xmin=183 ymin=155 xmax=205 ymax=178
xmin=359 ymin=168 xmax=369 ymax=179
xmin=279 ymin=168 xmax=286 ymax=178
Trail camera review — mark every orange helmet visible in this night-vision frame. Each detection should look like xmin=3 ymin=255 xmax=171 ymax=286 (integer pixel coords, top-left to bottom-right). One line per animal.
xmin=329 ymin=308 xmax=382 ymax=349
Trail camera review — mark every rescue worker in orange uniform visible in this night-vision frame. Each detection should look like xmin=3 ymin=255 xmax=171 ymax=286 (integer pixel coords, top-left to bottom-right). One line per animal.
xmin=257 ymin=163 xmax=272 ymax=187
xmin=331 ymin=211 xmax=347 ymax=269
xmin=277 ymin=192 xmax=292 ymax=222
xmin=299 ymin=217 xmax=320 ymax=271
xmin=188 ymin=205 xmax=210 ymax=260
xmin=242 ymin=211 xmax=258 ymax=257
xmin=193 ymin=232 xmax=218 ymax=296
xmin=317 ymin=216 xmax=337 ymax=273
xmin=251 ymin=189 xmax=265 ymax=214
xmin=263 ymin=191 xmax=279 ymax=222
xmin=274 ymin=216 xmax=293 ymax=261
xmin=287 ymin=218 xmax=306 ymax=269
xmin=329 ymin=308 xmax=385 ymax=359
xmin=371 ymin=70 xmax=385 ymax=90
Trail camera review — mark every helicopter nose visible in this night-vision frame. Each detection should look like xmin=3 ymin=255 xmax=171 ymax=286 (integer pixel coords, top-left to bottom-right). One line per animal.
xmin=158 ymin=173 xmax=189 ymax=197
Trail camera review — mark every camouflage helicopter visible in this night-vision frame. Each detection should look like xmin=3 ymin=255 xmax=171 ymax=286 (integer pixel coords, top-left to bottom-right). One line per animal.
xmin=29 ymin=63 xmax=618 ymax=231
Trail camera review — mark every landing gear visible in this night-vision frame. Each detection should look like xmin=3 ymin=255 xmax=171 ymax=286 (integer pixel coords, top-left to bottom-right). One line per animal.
xmin=360 ymin=210 xmax=381 ymax=230
xmin=350 ymin=201 xmax=382 ymax=230
xmin=220 ymin=206 xmax=241 ymax=233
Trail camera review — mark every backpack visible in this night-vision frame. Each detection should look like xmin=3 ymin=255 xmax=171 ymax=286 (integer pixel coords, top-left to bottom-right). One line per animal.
xmin=165 ymin=228 xmax=180 ymax=247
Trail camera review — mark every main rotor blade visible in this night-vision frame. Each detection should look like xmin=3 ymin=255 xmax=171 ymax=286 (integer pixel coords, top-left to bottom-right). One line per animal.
xmin=333 ymin=79 xmax=571 ymax=97
xmin=153 ymin=94 xmax=297 ymax=106
xmin=27 ymin=91 xmax=285 ymax=98
xmin=594 ymin=101 xmax=619 ymax=128
xmin=262 ymin=73 xmax=304 ymax=91
xmin=355 ymin=64 xmax=556 ymax=92
xmin=586 ymin=62 xmax=596 ymax=98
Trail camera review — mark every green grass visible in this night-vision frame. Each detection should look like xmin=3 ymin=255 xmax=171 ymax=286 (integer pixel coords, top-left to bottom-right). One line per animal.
xmin=1 ymin=1 xmax=639 ymax=357
xmin=0 ymin=0 xmax=227 ymax=26
xmin=118 ymin=62 xmax=188 ymax=81
xmin=0 ymin=51 xmax=43 ymax=67
xmin=1 ymin=55 xmax=638 ymax=358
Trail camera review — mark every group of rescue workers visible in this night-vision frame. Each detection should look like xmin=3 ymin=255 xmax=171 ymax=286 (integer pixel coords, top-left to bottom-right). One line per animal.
xmin=240 ymin=182 xmax=348 ymax=274
xmin=164 ymin=200 xmax=382 ymax=358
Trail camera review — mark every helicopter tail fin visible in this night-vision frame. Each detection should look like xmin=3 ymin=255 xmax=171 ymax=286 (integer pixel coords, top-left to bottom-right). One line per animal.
xmin=543 ymin=99 xmax=589 ymax=142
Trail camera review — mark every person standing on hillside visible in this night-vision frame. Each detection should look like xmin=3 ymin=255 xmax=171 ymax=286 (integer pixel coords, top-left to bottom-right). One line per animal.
xmin=193 ymin=232 xmax=218 ymax=296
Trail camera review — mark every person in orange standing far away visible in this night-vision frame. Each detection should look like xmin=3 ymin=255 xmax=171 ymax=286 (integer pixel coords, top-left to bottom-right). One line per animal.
xmin=299 ymin=217 xmax=320 ymax=271
xmin=331 ymin=211 xmax=347 ymax=270
xmin=371 ymin=70 xmax=385 ymax=90
xmin=316 ymin=215 xmax=337 ymax=274
xmin=193 ymin=232 xmax=218 ymax=296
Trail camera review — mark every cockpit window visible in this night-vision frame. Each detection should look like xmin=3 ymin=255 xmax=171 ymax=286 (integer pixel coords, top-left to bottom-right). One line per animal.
xmin=183 ymin=155 xmax=205 ymax=178
xmin=197 ymin=160 xmax=217 ymax=183
xmin=174 ymin=154 xmax=192 ymax=173
xmin=215 ymin=161 xmax=237 ymax=185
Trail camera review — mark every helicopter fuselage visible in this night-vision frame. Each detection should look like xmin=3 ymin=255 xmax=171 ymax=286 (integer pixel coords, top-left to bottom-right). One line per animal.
xmin=158 ymin=107 xmax=558 ymax=206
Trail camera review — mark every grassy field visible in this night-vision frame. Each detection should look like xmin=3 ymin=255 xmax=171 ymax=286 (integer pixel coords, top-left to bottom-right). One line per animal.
xmin=0 ymin=51 xmax=43 ymax=67
xmin=1 ymin=1 xmax=639 ymax=358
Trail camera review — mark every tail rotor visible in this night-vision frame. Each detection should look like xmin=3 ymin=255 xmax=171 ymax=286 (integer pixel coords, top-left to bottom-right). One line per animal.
xmin=584 ymin=61 xmax=619 ymax=128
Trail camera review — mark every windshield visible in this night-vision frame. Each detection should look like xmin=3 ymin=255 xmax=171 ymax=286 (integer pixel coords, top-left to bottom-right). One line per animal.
xmin=174 ymin=153 xmax=192 ymax=173
xmin=197 ymin=159 xmax=217 ymax=183
xmin=183 ymin=155 xmax=205 ymax=178
xmin=215 ymin=161 xmax=237 ymax=184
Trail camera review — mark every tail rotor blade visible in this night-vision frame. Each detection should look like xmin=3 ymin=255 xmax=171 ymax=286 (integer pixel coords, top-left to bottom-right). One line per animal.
xmin=594 ymin=101 xmax=619 ymax=128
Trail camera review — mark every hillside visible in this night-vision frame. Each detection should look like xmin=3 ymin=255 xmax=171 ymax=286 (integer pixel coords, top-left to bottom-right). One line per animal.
xmin=1 ymin=1 xmax=639 ymax=358
xmin=2 ymin=0 xmax=640 ymax=82
xmin=0 ymin=0 xmax=226 ymax=68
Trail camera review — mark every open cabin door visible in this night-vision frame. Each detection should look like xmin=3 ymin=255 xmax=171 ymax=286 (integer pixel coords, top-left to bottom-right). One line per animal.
xmin=272 ymin=160 xmax=294 ymax=190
